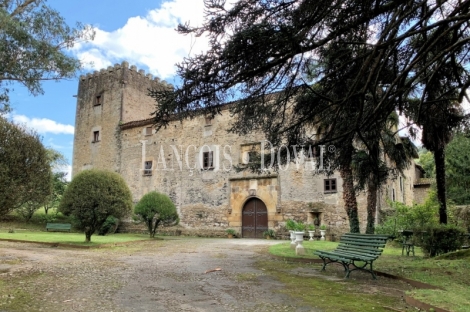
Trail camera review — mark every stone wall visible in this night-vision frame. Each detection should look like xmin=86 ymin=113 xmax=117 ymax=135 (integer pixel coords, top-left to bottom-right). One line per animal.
xmin=117 ymin=108 xmax=375 ymax=236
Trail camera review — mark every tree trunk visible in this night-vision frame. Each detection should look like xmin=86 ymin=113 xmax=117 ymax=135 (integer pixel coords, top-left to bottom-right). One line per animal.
xmin=365 ymin=177 xmax=377 ymax=234
xmin=85 ymin=231 xmax=92 ymax=242
xmin=147 ymin=219 xmax=154 ymax=237
xmin=434 ymin=147 xmax=448 ymax=224
xmin=340 ymin=165 xmax=360 ymax=233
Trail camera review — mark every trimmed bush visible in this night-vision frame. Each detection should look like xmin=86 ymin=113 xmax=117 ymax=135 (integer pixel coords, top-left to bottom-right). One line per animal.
xmin=59 ymin=169 xmax=133 ymax=242
xmin=415 ymin=224 xmax=465 ymax=257
xmin=134 ymin=191 xmax=179 ymax=238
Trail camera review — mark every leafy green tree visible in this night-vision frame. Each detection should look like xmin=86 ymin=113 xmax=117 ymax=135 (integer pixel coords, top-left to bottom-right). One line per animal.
xmin=0 ymin=0 xmax=94 ymax=112
xmin=58 ymin=169 xmax=133 ymax=242
xmin=445 ymin=132 xmax=470 ymax=205
xmin=417 ymin=150 xmax=434 ymax=179
xmin=43 ymin=148 xmax=68 ymax=214
xmin=134 ymin=191 xmax=179 ymax=238
xmin=0 ymin=116 xmax=52 ymax=216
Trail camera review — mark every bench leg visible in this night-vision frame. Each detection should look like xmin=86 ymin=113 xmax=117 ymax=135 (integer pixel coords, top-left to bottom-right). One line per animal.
xmin=348 ymin=261 xmax=378 ymax=280
xmin=318 ymin=256 xmax=344 ymax=272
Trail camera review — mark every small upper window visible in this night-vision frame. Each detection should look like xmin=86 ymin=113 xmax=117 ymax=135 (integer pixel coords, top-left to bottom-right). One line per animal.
xmin=324 ymin=178 xmax=337 ymax=193
xmin=92 ymin=131 xmax=100 ymax=143
xmin=145 ymin=126 xmax=152 ymax=136
xmin=203 ymin=151 xmax=214 ymax=169
xmin=144 ymin=161 xmax=153 ymax=175
xmin=94 ymin=95 xmax=102 ymax=106
xmin=204 ymin=116 xmax=212 ymax=126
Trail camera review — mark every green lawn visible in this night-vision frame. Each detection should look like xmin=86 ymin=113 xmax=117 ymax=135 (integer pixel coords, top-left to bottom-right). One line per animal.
xmin=269 ymin=240 xmax=470 ymax=312
xmin=0 ymin=231 xmax=152 ymax=245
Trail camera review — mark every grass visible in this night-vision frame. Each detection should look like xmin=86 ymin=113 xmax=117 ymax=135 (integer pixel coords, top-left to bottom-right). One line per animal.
xmin=254 ymin=259 xmax=412 ymax=312
xmin=0 ymin=231 xmax=152 ymax=245
xmin=269 ymin=240 xmax=470 ymax=312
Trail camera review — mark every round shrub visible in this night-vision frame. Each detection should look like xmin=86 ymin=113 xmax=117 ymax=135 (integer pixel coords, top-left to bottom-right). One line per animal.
xmin=134 ymin=191 xmax=179 ymax=238
xmin=59 ymin=169 xmax=132 ymax=242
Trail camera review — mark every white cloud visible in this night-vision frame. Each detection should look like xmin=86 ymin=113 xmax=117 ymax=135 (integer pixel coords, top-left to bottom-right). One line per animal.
xmin=73 ymin=0 xmax=208 ymax=79
xmin=10 ymin=114 xmax=74 ymax=135
xmin=57 ymin=165 xmax=72 ymax=182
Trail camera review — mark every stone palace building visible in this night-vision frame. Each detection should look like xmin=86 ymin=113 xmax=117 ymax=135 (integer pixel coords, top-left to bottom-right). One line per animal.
xmin=72 ymin=62 xmax=430 ymax=238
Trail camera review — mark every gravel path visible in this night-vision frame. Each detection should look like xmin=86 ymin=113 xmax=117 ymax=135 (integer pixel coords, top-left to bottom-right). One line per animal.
xmin=1 ymin=238 xmax=414 ymax=311
xmin=0 ymin=238 xmax=316 ymax=312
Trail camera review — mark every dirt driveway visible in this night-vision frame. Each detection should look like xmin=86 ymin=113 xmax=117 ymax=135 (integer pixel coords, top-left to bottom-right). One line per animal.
xmin=0 ymin=238 xmax=412 ymax=312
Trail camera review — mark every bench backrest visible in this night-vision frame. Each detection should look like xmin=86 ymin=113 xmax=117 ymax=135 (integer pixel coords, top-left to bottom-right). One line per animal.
xmin=46 ymin=223 xmax=71 ymax=230
xmin=336 ymin=233 xmax=389 ymax=258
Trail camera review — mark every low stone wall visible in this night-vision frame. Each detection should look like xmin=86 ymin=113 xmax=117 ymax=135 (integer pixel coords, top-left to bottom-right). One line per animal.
xmin=116 ymin=221 xmax=229 ymax=238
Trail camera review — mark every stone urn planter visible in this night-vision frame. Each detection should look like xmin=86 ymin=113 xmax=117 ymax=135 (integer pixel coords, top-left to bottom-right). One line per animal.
xmin=289 ymin=230 xmax=296 ymax=249
xmin=308 ymin=230 xmax=315 ymax=241
xmin=320 ymin=226 xmax=327 ymax=241
xmin=294 ymin=231 xmax=305 ymax=255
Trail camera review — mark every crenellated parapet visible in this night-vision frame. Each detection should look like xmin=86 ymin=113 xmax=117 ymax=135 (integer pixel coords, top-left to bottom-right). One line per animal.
xmin=78 ymin=61 xmax=172 ymax=96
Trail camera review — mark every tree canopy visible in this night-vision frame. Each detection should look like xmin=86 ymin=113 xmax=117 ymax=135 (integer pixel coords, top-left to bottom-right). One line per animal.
xmin=150 ymin=0 xmax=470 ymax=226
xmin=151 ymin=0 xmax=469 ymax=145
xmin=134 ymin=191 xmax=179 ymax=238
xmin=0 ymin=116 xmax=52 ymax=216
xmin=59 ymin=169 xmax=133 ymax=242
xmin=0 ymin=0 xmax=94 ymax=112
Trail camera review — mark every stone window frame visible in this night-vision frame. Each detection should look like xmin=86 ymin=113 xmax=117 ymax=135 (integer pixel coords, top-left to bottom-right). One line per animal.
xmin=92 ymin=130 xmax=100 ymax=143
xmin=143 ymin=160 xmax=153 ymax=176
xmin=324 ymin=178 xmax=337 ymax=193
xmin=202 ymin=151 xmax=214 ymax=169
xmin=94 ymin=93 xmax=103 ymax=106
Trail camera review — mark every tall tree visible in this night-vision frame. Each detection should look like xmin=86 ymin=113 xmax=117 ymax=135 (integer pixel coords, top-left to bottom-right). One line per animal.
xmin=150 ymin=0 xmax=470 ymax=224
xmin=0 ymin=0 xmax=94 ymax=112
xmin=406 ymin=26 xmax=469 ymax=224
xmin=446 ymin=132 xmax=470 ymax=205
xmin=354 ymin=122 xmax=418 ymax=234
xmin=0 ymin=116 xmax=52 ymax=216
xmin=43 ymin=148 xmax=68 ymax=214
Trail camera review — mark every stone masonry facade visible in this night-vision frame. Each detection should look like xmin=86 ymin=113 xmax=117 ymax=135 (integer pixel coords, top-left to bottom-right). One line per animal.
xmin=72 ymin=62 xmax=430 ymax=238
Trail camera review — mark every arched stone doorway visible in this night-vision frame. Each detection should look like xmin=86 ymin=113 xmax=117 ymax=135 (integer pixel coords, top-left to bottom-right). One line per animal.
xmin=242 ymin=198 xmax=268 ymax=238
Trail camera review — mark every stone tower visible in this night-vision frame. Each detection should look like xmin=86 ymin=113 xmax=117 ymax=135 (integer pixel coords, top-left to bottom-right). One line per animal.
xmin=72 ymin=61 xmax=168 ymax=177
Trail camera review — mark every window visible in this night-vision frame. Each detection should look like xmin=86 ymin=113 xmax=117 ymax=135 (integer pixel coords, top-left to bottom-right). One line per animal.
xmin=92 ymin=131 xmax=100 ymax=143
xmin=324 ymin=178 xmax=337 ymax=193
xmin=145 ymin=126 xmax=152 ymax=136
xmin=94 ymin=95 xmax=102 ymax=106
xmin=143 ymin=161 xmax=153 ymax=175
xmin=204 ymin=116 xmax=212 ymax=126
xmin=242 ymin=151 xmax=256 ymax=164
xmin=203 ymin=151 xmax=214 ymax=169
xmin=392 ymin=188 xmax=395 ymax=201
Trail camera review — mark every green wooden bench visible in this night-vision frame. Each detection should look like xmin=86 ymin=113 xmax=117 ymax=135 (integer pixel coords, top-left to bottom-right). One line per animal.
xmin=46 ymin=223 xmax=71 ymax=232
xmin=313 ymin=233 xmax=389 ymax=279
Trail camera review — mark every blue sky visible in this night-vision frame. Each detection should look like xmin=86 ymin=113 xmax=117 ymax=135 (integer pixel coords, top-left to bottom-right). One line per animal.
xmin=7 ymin=0 xmax=207 ymax=179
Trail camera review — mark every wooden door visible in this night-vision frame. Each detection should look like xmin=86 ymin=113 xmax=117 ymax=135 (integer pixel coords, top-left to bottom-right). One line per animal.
xmin=242 ymin=198 xmax=268 ymax=238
